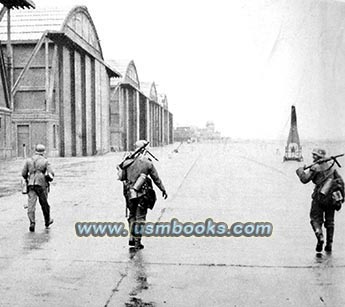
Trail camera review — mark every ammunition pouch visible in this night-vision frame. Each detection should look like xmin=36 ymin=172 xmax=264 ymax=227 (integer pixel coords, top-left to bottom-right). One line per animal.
xmin=45 ymin=172 xmax=54 ymax=183
xmin=329 ymin=176 xmax=344 ymax=211
xmin=142 ymin=177 xmax=156 ymax=210
xmin=124 ymin=174 xmax=157 ymax=209
xmin=332 ymin=190 xmax=343 ymax=211
xmin=143 ymin=188 xmax=157 ymax=210
xmin=315 ymin=180 xmax=344 ymax=211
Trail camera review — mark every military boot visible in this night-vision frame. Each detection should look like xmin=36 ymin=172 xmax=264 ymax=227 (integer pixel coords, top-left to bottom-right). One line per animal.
xmin=128 ymin=235 xmax=135 ymax=246
xmin=135 ymin=238 xmax=144 ymax=250
xmin=45 ymin=218 xmax=54 ymax=229
xmin=28 ymin=211 xmax=35 ymax=232
xmin=29 ymin=222 xmax=35 ymax=232
xmin=325 ymin=227 xmax=334 ymax=253
xmin=315 ymin=230 xmax=324 ymax=253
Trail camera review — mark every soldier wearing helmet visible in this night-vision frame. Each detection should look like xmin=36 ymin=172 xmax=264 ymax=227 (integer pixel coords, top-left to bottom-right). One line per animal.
xmin=119 ymin=140 xmax=168 ymax=250
xmin=296 ymin=148 xmax=344 ymax=253
xmin=21 ymin=144 xmax=54 ymax=232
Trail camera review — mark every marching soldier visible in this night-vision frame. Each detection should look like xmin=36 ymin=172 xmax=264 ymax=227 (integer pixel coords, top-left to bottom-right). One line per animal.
xmin=22 ymin=144 xmax=54 ymax=232
xmin=118 ymin=140 xmax=168 ymax=250
xmin=296 ymin=148 xmax=344 ymax=253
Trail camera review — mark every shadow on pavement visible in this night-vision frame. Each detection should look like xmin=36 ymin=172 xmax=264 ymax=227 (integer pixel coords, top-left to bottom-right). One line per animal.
xmin=23 ymin=230 xmax=51 ymax=253
xmin=126 ymin=250 xmax=155 ymax=307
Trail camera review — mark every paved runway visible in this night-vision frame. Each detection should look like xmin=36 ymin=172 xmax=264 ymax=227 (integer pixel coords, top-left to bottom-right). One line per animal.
xmin=1 ymin=141 xmax=345 ymax=306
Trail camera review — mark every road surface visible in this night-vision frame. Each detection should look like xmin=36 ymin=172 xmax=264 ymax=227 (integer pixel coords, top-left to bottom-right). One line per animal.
xmin=1 ymin=141 xmax=345 ymax=306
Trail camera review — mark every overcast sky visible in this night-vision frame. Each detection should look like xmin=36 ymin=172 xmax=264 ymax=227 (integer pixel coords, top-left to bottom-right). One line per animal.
xmin=29 ymin=0 xmax=345 ymax=140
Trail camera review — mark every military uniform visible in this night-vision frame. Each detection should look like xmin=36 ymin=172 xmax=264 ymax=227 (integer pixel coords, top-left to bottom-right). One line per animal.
xmin=121 ymin=141 xmax=167 ymax=249
xmin=296 ymin=148 xmax=344 ymax=252
xmin=22 ymin=144 xmax=54 ymax=232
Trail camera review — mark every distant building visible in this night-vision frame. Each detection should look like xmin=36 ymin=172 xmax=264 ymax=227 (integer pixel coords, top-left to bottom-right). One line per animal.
xmin=198 ymin=121 xmax=221 ymax=141
xmin=158 ymin=93 xmax=173 ymax=146
xmin=174 ymin=126 xmax=196 ymax=142
xmin=108 ymin=60 xmax=173 ymax=152
xmin=174 ymin=121 xmax=221 ymax=142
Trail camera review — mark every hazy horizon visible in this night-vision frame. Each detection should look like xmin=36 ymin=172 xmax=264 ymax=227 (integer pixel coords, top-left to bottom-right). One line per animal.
xmin=11 ymin=0 xmax=345 ymax=141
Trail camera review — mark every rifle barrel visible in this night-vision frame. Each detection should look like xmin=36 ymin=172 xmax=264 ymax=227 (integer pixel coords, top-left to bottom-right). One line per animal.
xmin=304 ymin=153 xmax=344 ymax=170
xmin=118 ymin=141 xmax=150 ymax=168
xmin=146 ymin=150 xmax=159 ymax=161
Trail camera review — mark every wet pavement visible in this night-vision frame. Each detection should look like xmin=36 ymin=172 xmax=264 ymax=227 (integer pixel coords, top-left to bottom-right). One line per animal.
xmin=1 ymin=141 xmax=345 ymax=306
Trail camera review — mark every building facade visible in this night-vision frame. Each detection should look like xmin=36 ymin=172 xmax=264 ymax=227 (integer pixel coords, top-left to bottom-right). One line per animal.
xmin=109 ymin=61 xmax=173 ymax=152
xmin=0 ymin=5 xmax=173 ymax=159
xmin=0 ymin=0 xmax=36 ymax=159
xmin=0 ymin=6 xmax=120 ymax=158
xmin=0 ymin=44 xmax=12 ymax=158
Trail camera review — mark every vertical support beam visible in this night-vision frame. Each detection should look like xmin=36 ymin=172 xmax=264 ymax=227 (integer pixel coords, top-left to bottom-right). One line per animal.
xmin=153 ymin=104 xmax=156 ymax=146
xmin=99 ymin=64 xmax=103 ymax=153
xmin=118 ymin=87 xmax=124 ymax=151
xmin=151 ymin=103 xmax=154 ymax=146
xmin=91 ymin=58 xmax=96 ymax=155
xmin=158 ymin=105 xmax=160 ymax=146
xmin=163 ymin=109 xmax=165 ymax=144
xmin=125 ymin=88 xmax=129 ymax=151
xmin=165 ymin=110 xmax=167 ymax=143
xmin=0 ymin=39 xmax=10 ymax=108
xmin=136 ymin=91 xmax=140 ymax=141
xmin=58 ymin=44 xmax=65 ymax=157
xmin=45 ymin=37 xmax=49 ymax=111
xmin=70 ymin=49 xmax=76 ymax=156
xmin=0 ymin=7 xmax=7 ymax=22
xmin=81 ymin=54 xmax=87 ymax=156
xmin=152 ymin=102 xmax=155 ymax=145
xmin=156 ymin=105 xmax=159 ymax=146
xmin=157 ymin=105 xmax=159 ymax=146
xmin=121 ymin=87 xmax=127 ymax=151
xmin=162 ymin=107 xmax=165 ymax=145
xmin=159 ymin=106 xmax=161 ymax=145
xmin=6 ymin=9 xmax=13 ymax=110
xmin=153 ymin=103 xmax=155 ymax=145
xmin=170 ymin=113 xmax=174 ymax=143
xmin=166 ymin=109 xmax=170 ymax=144
xmin=48 ymin=45 xmax=57 ymax=111
xmin=85 ymin=55 xmax=92 ymax=155
xmin=160 ymin=106 xmax=163 ymax=145
xmin=157 ymin=105 xmax=160 ymax=146
xmin=146 ymin=98 xmax=150 ymax=142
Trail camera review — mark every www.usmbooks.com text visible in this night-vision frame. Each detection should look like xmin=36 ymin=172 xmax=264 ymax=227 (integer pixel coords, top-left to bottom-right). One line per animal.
xmin=75 ymin=218 xmax=273 ymax=237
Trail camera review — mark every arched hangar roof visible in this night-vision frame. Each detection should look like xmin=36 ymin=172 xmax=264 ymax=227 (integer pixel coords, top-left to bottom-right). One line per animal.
xmin=0 ymin=5 xmax=120 ymax=77
xmin=0 ymin=6 xmax=99 ymax=47
xmin=140 ymin=81 xmax=157 ymax=102
xmin=108 ymin=59 xmax=140 ymax=90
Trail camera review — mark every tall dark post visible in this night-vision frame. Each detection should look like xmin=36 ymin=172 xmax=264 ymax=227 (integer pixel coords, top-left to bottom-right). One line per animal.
xmin=284 ymin=105 xmax=303 ymax=162
xmin=287 ymin=105 xmax=300 ymax=146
